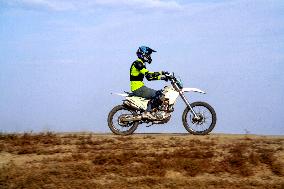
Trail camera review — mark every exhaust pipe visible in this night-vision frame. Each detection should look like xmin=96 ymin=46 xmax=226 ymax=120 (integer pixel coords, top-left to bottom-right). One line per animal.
xmin=120 ymin=115 xmax=142 ymax=122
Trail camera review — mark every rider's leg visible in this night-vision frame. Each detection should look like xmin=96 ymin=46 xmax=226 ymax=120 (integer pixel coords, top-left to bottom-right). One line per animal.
xmin=150 ymin=90 xmax=163 ymax=110
xmin=132 ymin=86 xmax=157 ymax=119
xmin=132 ymin=86 xmax=157 ymax=111
xmin=132 ymin=86 xmax=157 ymax=99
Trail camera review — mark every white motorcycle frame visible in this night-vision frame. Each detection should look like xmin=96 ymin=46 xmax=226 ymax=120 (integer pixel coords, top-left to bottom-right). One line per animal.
xmin=112 ymin=86 xmax=206 ymax=114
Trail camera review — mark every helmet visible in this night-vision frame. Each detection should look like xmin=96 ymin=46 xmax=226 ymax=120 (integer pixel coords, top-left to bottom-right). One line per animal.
xmin=136 ymin=46 xmax=156 ymax=63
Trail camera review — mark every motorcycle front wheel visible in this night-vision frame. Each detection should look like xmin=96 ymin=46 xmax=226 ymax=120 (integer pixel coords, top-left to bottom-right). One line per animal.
xmin=108 ymin=105 xmax=139 ymax=135
xmin=182 ymin=101 xmax=216 ymax=135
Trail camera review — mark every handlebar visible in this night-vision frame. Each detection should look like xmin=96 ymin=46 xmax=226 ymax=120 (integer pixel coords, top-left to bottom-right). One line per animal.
xmin=164 ymin=72 xmax=175 ymax=80
xmin=164 ymin=72 xmax=183 ymax=89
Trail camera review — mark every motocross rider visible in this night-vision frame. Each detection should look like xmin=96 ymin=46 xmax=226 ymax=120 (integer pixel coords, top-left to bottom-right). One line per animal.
xmin=130 ymin=46 xmax=168 ymax=119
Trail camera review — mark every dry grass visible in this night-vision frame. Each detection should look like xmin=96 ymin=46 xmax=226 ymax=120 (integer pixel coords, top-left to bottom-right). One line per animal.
xmin=0 ymin=133 xmax=283 ymax=189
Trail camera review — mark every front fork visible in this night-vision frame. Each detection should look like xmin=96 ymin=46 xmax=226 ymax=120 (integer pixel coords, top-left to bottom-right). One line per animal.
xmin=178 ymin=91 xmax=198 ymax=118
xmin=171 ymin=81 xmax=198 ymax=118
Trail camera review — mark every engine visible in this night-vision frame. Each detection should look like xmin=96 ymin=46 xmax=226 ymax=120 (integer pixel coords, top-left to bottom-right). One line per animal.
xmin=150 ymin=99 xmax=173 ymax=121
xmin=153 ymin=111 xmax=171 ymax=120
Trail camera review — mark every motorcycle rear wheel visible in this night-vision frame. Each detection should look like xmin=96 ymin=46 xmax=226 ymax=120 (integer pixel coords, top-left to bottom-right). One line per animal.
xmin=108 ymin=105 xmax=139 ymax=135
xmin=182 ymin=101 xmax=216 ymax=135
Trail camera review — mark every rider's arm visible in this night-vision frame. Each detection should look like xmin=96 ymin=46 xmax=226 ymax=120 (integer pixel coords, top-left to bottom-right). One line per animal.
xmin=145 ymin=71 xmax=162 ymax=81
xmin=134 ymin=61 xmax=162 ymax=81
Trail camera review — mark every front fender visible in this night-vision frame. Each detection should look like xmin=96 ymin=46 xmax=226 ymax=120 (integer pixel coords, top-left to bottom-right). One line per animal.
xmin=182 ymin=88 xmax=206 ymax=94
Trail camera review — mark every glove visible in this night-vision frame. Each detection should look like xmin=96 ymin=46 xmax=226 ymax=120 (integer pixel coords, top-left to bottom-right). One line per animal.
xmin=162 ymin=71 xmax=169 ymax=75
xmin=160 ymin=76 xmax=168 ymax=82
xmin=153 ymin=72 xmax=161 ymax=77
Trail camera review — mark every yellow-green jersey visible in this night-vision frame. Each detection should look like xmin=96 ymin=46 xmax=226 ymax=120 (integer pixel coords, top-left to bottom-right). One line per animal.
xmin=130 ymin=59 xmax=162 ymax=91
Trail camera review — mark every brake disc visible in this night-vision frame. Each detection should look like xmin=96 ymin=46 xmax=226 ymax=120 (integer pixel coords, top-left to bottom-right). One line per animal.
xmin=191 ymin=113 xmax=205 ymax=125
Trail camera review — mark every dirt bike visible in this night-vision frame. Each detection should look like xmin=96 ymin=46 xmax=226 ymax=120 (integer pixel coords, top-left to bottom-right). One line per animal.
xmin=108 ymin=72 xmax=216 ymax=135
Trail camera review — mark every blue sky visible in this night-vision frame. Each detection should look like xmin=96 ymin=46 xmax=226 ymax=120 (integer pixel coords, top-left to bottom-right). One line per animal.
xmin=0 ymin=0 xmax=284 ymax=134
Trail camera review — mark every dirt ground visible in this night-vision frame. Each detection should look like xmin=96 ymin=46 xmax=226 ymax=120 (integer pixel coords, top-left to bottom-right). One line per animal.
xmin=0 ymin=132 xmax=283 ymax=189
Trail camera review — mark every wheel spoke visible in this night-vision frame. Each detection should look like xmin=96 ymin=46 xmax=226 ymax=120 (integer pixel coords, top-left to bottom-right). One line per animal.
xmin=112 ymin=109 xmax=135 ymax=133
xmin=186 ymin=105 xmax=213 ymax=133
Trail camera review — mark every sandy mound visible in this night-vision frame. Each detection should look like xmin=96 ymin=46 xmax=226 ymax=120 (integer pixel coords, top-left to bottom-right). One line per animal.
xmin=0 ymin=133 xmax=283 ymax=188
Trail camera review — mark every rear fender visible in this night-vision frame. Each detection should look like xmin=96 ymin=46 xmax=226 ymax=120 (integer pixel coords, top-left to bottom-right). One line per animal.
xmin=111 ymin=92 xmax=128 ymax=97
